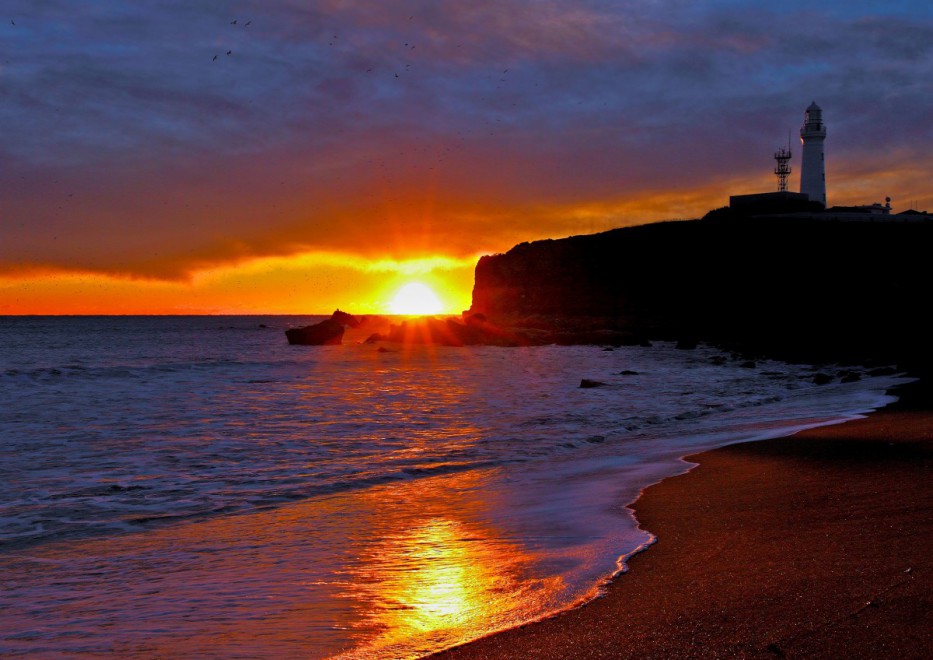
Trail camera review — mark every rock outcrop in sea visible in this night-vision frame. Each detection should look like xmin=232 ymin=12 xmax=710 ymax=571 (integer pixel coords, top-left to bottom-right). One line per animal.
xmin=285 ymin=318 xmax=345 ymax=345
xmin=383 ymin=315 xmax=527 ymax=347
xmin=285 ymin=310 xmax=387 ymax=345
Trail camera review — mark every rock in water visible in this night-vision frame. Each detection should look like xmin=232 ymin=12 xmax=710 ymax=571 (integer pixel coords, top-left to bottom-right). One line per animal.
xmin=285 ymin=319 xmax=344 ymax=345
xmin=579 ymin=379 xmax=608 ymax=388
xmin=387 ymin=318 xmax=464 ymax=346
xmin=331 ymin=309 xmax=360 ymax=328
xmin=839 ymin=371 xmax=862 ymax=383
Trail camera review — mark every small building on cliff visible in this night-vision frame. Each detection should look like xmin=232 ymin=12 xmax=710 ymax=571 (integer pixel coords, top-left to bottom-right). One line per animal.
xmin=729 ymin=191 xmax=818 ymax=215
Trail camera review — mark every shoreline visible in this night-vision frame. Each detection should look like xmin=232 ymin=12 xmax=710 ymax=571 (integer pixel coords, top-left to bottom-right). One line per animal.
xmin=434 ymin=378 xmax=933 ymax=658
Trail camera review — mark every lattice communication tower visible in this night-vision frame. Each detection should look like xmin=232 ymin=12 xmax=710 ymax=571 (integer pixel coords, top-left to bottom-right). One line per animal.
xmin=774 ymin=145 xmax=792 ymax=192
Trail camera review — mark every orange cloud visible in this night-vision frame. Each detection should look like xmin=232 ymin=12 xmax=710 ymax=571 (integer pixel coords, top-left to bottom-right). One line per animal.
xmin=0 ymin=251 xmax=477 ymax=315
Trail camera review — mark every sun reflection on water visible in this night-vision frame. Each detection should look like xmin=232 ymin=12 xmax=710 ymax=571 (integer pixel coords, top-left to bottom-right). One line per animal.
xmin=0 ymin=462 xmax=575 ymax=659
xmin=335 ymin=471 xmax=567 ymax=659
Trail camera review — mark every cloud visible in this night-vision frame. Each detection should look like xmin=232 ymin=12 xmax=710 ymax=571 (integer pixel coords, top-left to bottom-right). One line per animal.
xmin=2 ymin=0 xmax=932 ymax=293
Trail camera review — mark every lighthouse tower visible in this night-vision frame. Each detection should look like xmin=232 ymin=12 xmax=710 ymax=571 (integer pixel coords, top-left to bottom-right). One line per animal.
xmin=799 ymin=101 xmax=827 ymax=207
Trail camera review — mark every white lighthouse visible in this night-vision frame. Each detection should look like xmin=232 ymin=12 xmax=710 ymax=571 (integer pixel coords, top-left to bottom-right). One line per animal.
xmin=799 ymin=101 xmax=827 ymax=207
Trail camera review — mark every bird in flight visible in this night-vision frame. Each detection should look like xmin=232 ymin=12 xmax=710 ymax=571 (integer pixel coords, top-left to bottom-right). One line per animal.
xmin=227 ymin=50 xmax=232 ymax=55
xmin=212 ymin=55 xmax=218 ymax=61
xmin=230 ymin=19 xmax=237 ymax=25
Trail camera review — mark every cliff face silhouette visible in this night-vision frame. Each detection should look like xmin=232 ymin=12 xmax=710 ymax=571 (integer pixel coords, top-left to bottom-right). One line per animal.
xmin=468 ymin=216 xmax=933 ymax=368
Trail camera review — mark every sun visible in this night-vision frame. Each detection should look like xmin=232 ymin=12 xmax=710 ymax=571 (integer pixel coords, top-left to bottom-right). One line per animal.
xmin=388 ymin=282 xmax=444 ymax=315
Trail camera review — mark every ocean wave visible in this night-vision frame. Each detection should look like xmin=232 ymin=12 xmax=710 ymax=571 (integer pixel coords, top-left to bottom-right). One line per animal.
xmin=0 ymin=317 xmax=907 ymax=555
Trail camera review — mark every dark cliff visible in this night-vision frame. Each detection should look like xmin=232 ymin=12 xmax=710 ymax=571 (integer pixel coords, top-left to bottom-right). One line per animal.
xmin=468 ymin=216 xmax=933 ymax=367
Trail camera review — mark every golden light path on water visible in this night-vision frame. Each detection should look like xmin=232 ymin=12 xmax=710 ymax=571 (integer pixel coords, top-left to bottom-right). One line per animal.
xmin=335 ymin=470 xmax=565 ymax=659
xmin=1 ymin=462 xmax=572 ymax=659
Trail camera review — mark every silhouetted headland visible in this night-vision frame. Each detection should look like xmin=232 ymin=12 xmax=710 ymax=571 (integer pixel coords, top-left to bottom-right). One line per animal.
xmin=467 ymin=213 xmax=933 ymax=373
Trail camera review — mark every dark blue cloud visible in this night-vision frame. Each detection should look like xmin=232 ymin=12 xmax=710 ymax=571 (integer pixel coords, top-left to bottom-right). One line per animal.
xmin=2 ymin=0 xmax=931 ymax=277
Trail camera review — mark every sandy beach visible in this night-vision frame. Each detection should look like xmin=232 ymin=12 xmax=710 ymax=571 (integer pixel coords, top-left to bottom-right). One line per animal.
xmin=436 ymin=380 xmax=933 ymax=659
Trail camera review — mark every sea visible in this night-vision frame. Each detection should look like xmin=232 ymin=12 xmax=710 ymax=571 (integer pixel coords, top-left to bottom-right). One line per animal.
xmin=0 ymin=316 xmax=909 ymax=658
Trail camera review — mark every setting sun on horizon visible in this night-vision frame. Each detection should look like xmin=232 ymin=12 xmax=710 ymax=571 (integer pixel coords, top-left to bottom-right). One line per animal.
xmin=387 ymin=282 xmax=445 ymax=316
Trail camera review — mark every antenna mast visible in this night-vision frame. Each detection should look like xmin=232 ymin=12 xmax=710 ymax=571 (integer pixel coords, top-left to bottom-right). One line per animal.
xmin=774 ymin=134 xmax=792 ymax=192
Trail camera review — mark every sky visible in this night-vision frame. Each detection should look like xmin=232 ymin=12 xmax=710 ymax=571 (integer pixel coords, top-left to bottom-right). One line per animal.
xmin=2 ymin=0 xmax=932 ymax=314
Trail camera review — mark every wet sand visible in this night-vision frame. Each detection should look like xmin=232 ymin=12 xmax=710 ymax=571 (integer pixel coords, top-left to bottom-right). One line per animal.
xmin=436 ymin=381 xmax=933 ymax=658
